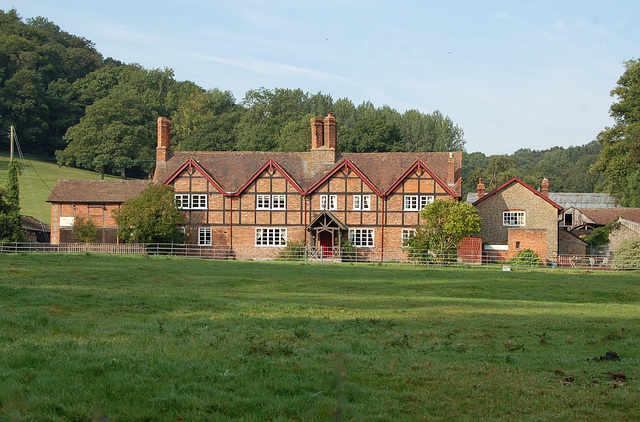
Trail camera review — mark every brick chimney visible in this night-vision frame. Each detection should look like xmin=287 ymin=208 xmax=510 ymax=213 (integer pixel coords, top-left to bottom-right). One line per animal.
xmin=323 ymin=111 xmax=337 ymax=149
xmin=447 ymin=152 xmax=456 ymax=187
xmin=156 ymin=117 xmax=171 ymax=165
xmin=476 ymin=178 xmax=486 ymax=199
xmin=310 ymin=112 xmax=336 ymax=163
xmin=311 ymin=117 xmax=324 ymax=149
xmin=541 ymin=177 xmax=549 ymax=197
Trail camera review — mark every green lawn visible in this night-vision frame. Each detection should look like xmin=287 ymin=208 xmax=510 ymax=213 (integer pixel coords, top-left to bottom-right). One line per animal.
xmin=0 ymin=153 xmax=121 ymax=225
xmin=1 ymin=255 xmax=639 ymax=421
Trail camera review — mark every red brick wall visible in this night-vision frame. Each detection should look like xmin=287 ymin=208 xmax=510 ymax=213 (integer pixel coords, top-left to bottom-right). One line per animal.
xmin=508 ymin=228 xmax=548 ymax=261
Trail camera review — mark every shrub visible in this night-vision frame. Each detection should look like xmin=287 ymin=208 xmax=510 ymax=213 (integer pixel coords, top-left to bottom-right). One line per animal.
xmin=72 ymin=216 xmax=98 ymax=243
xmin=340 ymin=238 xmax=356 ymax=262
xmin=278 ymin=240 xmax=306 ymax=260
xmin=613 ymin=237 xmax=640 ymax=270
xmin=509 ymin=248 xmax=541 ymax=267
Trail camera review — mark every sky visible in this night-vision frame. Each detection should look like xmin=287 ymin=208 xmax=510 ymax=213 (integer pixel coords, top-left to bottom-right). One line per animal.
xmin=8 ymin=0 xmax=640 ymax=155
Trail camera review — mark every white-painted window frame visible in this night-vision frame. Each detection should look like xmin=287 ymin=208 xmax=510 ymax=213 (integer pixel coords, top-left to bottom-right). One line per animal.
xmin=198 ymin=227 xmax=212 ymax=245
xmin=255 ymin=228 xmax=287 ymax=247
xmin=503 ymin=211 xmax=526 ymax=226
xmin=320 ymin=194 xmax=337 ymax=210
xmin=349 ymin=228 xmax=375 ymax=247
xmin=191 ymin=194 xmax=208 ymax=209
xmin=175 ymin=194 xmax=190 ymax=209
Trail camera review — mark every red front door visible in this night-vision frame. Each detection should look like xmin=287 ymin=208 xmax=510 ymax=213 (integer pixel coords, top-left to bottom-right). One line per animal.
xmin=319 ymin=232 xmax=333 ymax=257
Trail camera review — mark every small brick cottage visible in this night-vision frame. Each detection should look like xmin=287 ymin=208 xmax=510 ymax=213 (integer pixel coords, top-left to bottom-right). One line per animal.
xmin=472 ymin=176 xmax=563 ymax=261
xmin=49 ymin=114 xmax=463 ymax=258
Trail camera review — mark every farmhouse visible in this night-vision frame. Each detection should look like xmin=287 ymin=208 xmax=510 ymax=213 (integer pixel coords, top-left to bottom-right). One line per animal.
xmin=49 ymin=114 xmax=463 ymax=258
xmin=472 ymin=176 xmax=563 ymax=262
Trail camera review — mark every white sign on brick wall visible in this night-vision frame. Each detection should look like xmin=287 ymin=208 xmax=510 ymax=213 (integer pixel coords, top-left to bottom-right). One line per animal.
xmin=60 ymin=217 xmax=74 ymax=227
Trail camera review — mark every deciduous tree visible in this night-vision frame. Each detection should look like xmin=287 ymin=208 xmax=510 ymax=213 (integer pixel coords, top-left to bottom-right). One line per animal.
xmin=404 ymin=198 xmax=481 ymax=262
xmin=592 ymin=59 xmax=640 ymax=205
xmin=113 ymin=184 xmax=185 ymax=244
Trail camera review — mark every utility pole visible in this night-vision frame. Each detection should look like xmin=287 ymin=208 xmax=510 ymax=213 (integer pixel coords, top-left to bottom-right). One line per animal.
xmin=9 ymin=125 xmax=14 ymax=161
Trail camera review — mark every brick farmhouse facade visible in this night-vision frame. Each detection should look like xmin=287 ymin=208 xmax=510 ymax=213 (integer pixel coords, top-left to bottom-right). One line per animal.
xmin=49 ymin=114 xmax=463 ymax=258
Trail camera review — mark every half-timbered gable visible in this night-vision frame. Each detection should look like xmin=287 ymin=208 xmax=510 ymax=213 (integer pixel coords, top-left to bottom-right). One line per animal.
xmin=163 ymin=159 xmax=229 ymax=245
xmin=380 ymin=159 xmax=459 ymax=248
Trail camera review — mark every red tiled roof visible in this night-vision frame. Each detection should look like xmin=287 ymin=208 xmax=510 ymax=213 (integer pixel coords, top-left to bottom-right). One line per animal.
xmin=578 ymin=208 xmax=640 ymax=225
xmin=472 ymin=176 xmax=563 ymax=210
xmin=154 ymin=151 xmax=462 ymax=197
xmin=47 ymin=180 xmax=151 ymax=203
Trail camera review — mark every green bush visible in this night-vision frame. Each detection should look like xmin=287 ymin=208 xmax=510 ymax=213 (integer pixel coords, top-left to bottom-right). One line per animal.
xmin=277 ymin=240 xmax=306 ymax=260
xmin=72 ymin=216 xmax=98 ymax=243
xmin=613 ymin=237 xmax=640 ymax=270
xmin=509 ymin=248 xmax=541 ymax=267
xmin=340 ymin=238 xmax=357 ymax=262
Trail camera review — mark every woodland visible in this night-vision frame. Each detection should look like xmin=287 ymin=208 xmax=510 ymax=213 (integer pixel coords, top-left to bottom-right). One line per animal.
xmin=2 ymin=8 xmax=637 ymax=201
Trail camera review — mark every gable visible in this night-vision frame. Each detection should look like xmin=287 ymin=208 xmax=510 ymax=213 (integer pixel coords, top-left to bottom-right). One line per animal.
xmin=475 ymin=182 xmax=559 ymax=212
xmin=473 ymin=177 xmax=562 ymax=210
xmin=163 ymin=158 xmax=226 ymax=194
xmin=387 ymin=160 xmax=457 ymax=197
xmin=239 ymin=164 xmax=302 ymax=195
xmin=307 ymin=160 xmax=380 ymax=195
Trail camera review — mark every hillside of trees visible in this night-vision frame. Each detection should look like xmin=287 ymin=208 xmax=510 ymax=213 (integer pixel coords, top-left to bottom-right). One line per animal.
xmin=0 ymin=8 xmax=610 ymax=197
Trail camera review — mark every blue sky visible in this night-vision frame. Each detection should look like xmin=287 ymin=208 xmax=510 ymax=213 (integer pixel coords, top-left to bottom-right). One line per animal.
xmin=9 ymin=0 xmax=640 ymax=155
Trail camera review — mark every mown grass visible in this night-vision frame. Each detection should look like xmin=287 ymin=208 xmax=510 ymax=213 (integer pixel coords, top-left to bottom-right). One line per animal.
xmin=0 ymin=153 xmax=120 ymax=225
xmin=0 ymin=254 xmax=639 ymax=421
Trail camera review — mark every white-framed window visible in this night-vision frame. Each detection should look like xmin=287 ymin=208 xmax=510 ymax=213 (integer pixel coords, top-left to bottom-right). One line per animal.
xmin=404 ymin=195 xmax=419 ymax=210
xmin=272 ymin=195 xmax=286 ymax=210
xmin=349 ymin=228 xmax=374 ymax=247
xmin=256 ymin=195 xmax=271 ymax=210
xmin=402 ymin=229 xmax=416 ymax=246
xmin=255 ymin=228 xmax=287 ymax=246
xmin=198 ymin=227 xmax=212 ymax=245
xmin=175 ymin=194 xmax=190 ymax=209
xmin=320 ymin=194 xmax=337 ymax=210
xmin=256 ymin=194 xmax=286 ymax=210
xmin=503 ymin=211 xmax=525 ymax=226
xmin=420 ymin=195 xmax=434 ymax=209
xmin=191 ymin=194 xmax=208 ymax=209
xmin=353 ymin=195 xmax=371 ymax=211
xmin=405 ymin=195 xmax=434 ymax=211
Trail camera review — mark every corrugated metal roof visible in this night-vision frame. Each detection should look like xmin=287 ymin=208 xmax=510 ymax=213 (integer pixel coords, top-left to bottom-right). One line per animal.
xmin=548 ymin=193 xmax=618 ymax=209
xmin=468 ymin=192 xmax=618 ymax=209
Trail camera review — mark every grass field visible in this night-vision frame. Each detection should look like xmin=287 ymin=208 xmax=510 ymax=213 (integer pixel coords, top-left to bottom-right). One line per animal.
xmin=1 ymin=254 xmax=639 ymax=421
xmin=0 ymin=153 xmax=120 ymax=225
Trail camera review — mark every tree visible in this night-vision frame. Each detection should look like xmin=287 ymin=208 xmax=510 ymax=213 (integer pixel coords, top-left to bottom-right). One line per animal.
xmin=71 ymin=216 xmax=98 ymax=243
xmin=404 ymin=198 xmax=481 ymax=263
xmin=57 ymin=91 xmax=155 ymax=178
xmin=592 ymin=59 xmax=640 ymax=205
xmin=113 ymin=184 xmax=185 ymax=244
xmin=0 ymin=9 xmax=103 ymax=155
xmin=0 ymin=161 xmax=23 ymax=241
xmin=339 ymin=115 xmax=404 ymax=152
